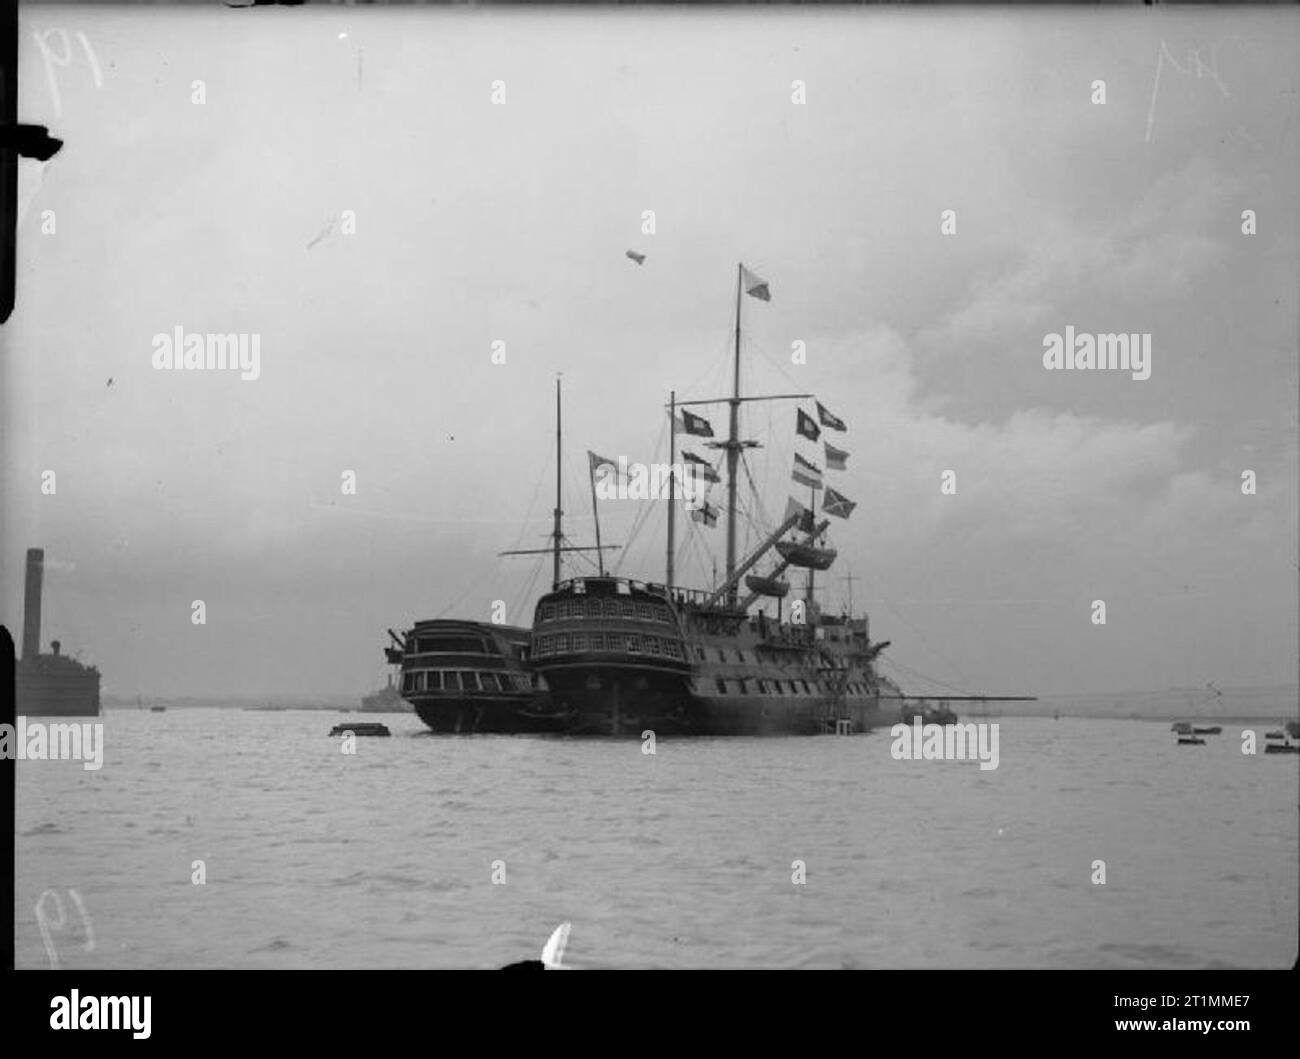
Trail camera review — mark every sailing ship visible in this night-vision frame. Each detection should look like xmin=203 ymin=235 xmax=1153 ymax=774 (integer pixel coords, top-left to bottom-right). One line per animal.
xmin=390 ymin=619 xmax=566 ymax=733
xmin=391 ymin=262 xmax=1032 ymax=736
xmin=15 ymin=548 xmax=100 ymax=717
xmin=525 ymin=262 xmax=942 ymax=735
xmin=359 ymin=671 xmax=412 ymax=713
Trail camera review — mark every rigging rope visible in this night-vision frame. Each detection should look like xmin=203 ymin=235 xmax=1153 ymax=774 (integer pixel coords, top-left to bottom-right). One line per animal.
xmin=508 ymin=553 xmax=545 ymax=625
xmin=611 ymin=412 xmax=669 ymax=574
xmin=503 ymin=434 xmax=553 ymax=553
xmin=435 ymin=566 xmax=490 ymax=620
xmin=877 ymin=655 xmax=983 ymax=699
xmin=861 ymin=570 xmax=978 ymax=692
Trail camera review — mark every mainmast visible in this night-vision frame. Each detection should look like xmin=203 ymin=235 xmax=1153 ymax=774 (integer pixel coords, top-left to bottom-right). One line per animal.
xmin=806 ymin=482 xmax=817 ymax=615
xmin=666 ymin=389 xmax=677 ymax=588
xmin=553 ymin=374 xmax=563 ymax=588
xmin=725 ymin=264 xmax=743 ymax=603
xmin=670 ymin=262 xmax=809 ymax=608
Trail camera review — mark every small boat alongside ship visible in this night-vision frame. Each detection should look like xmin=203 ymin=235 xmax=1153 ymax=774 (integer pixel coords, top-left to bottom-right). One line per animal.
xmin=898 ymin=701 xmax=959 ymax=726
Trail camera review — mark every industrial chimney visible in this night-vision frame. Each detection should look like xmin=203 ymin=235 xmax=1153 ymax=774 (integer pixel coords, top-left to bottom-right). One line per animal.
xmin=23 ymin=547 xmax=43 ymax=660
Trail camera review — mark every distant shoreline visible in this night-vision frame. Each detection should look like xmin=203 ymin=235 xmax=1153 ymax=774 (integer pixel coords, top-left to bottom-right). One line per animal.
xmin=102 ymin=685 xmax=1299 ymax=724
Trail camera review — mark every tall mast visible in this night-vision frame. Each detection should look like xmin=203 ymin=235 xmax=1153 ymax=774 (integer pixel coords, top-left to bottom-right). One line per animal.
xmin=552 ymin=374 xmax=562 ymax=588
xmin=666 ymin=389 xmax=676 ymax=588
xmin=806 ymin=482 xmax=816 ymax=614
xmin=840 ymin=569 xmax=858 ymax=615
xmin=673 ymin=263 xmax=809 ymax=607
xmin=589 ymin=455 xmax=605 ymax=577
xmin=725 ymin=263 xmax=742 ymax=604
xmin=501 ymin=376 xmax=621 ymax=577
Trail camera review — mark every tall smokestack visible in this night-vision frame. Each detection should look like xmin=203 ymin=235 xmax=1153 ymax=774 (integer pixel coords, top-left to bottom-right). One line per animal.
xmin=23 ymin=547 xmax=43 ymax=660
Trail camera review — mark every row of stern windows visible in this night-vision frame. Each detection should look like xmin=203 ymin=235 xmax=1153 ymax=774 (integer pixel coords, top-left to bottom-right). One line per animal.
xmin=532 ymin=631 xmax=686 ymax=660
xmin=402 ymin=669 xmax=538 ymax=694
xmin=538 ymin=599 xmax=674 ymax=624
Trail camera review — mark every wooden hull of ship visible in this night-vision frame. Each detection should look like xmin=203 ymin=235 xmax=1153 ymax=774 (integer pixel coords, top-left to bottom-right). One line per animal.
xmin=538 ymin=666 xmax=694 ymax=735
xmin=407 ymin=691 xmax=570 ymax=734
xmin=528 ymin=578 xmax=904 ymax=736
xmin=396 ymin=620 xmax=562 ymax=734
xmin=16 ymin=662 xmax=101 ymax=717
xmin=689 ymin=691 xmax=889 ymax=736
xmin=542 ymin=666 xmax=899 ymax=736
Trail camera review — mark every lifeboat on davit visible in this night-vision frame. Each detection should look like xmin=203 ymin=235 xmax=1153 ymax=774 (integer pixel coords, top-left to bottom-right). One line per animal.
xmin=775 ymin=539 xmax=837 ymax=571
xmin=744 ymin=573 xmax=790 ymax=598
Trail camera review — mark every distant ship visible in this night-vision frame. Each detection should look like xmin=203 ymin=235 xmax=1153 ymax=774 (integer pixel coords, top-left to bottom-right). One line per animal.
xmin=358 ymin=672 xmax=412 ymax=713
xmin=15 ymin=548 xmax=100 ymax=716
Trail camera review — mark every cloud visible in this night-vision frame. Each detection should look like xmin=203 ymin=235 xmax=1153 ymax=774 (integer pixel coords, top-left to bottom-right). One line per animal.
xmin=917 ymin=156 xmax=1241 ymax=355
xmin=794 ymin=326 xmax=1196 ymax=548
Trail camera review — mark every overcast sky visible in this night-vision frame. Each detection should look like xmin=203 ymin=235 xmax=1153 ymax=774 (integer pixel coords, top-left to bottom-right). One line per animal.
xmin=3 ymin=5 xmax=1297 ymax=699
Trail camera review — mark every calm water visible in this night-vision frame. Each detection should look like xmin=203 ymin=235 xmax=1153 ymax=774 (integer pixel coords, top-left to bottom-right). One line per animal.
xmin=15 ymin=710 xmax=1298 ymax=969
